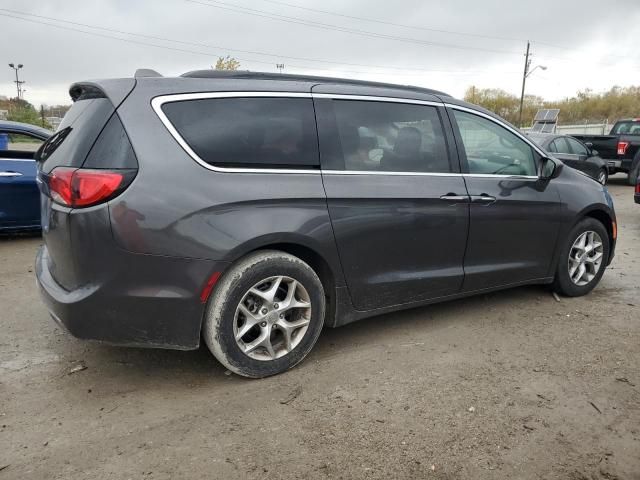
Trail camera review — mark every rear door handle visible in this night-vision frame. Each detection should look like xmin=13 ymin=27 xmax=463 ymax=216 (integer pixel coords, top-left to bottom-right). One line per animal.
xmin=470 ymin=194 xmax=496 ymax=205
xmin=0 ymin=171 xmax=23 ymax=177
xmin=439 ymin=193 xmax=469 ymax=203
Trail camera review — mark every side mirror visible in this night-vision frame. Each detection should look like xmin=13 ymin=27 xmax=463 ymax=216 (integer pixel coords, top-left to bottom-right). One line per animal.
xmin=591 ymin=149 xmax=600 ymax=157
xmin=540 ymin=156 xmax=562 ymax=180
xmin=584 ymin=142 xmax=594 ymax=149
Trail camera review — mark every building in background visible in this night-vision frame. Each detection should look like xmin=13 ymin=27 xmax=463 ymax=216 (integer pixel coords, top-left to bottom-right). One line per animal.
xmin=45 ymin=116 xmax=63 ymax=131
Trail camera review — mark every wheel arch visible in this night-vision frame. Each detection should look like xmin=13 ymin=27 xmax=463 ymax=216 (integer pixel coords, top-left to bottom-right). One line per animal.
xmin=582 ymin=208 xmax=615 ymax=250
xmin=215 ymin=234 xmax=344 ymax=330
xmin=549 ymin=205 xmax=616 ymax=279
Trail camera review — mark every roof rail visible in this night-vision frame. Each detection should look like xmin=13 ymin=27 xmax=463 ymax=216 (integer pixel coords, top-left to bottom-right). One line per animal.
xmin=180 ymin=70 xmax=450 ymax=97
xmin=134 ymin=69 xmax=162 ymax=78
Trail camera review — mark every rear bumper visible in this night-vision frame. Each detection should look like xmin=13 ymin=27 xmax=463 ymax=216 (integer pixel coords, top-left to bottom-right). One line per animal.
xmin=605 ymin=158 xmax=633 ymax=173
xmin=36 ymin=245 xmax=228 ymax=350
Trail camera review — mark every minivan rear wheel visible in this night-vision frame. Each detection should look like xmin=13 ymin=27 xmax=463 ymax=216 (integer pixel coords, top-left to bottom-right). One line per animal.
xmin=203 ymin=250 xmax=325 ymax=378
xmin=552 ymin=218 xmax=610 ymax=297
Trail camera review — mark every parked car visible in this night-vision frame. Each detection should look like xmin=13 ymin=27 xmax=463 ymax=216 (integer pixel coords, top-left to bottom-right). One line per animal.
xmin=526 ymin=132 xmax=608 ymax=185
xmin=635 ymin=178 xmax=640 ymax=204
xmin=572 ymin=119 xmax=640 ymax=185
xmin=0 ymin=120 xmax=51 ymax=232
xmin=36 ymin=70 xmax=617 ymax=378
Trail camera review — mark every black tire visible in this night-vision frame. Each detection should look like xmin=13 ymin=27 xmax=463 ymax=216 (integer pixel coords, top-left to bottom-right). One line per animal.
xmin=597 ymin=168 xmax=608 ymax=185
xmin=552 ymin=218 xmax=610 ymax=297
xmin=627 ymin=157 xmax=640 ymax=186
xmin=203 ymin=250 xmax=325 ymax=378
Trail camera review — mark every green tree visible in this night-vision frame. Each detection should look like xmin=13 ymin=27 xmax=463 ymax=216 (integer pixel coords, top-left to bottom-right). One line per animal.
xmin=2 ymin=98 xmax=51 ymax=129
xmin=464 ymin=85 xmax=640 ymax=126
xmin=214 ymin=56 xmax=241 ymax=71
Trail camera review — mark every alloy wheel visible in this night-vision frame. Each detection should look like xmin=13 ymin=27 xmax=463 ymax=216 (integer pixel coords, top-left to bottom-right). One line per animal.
xmin=233 ymin=276 xmax=312 ymax=361
xmin=568 ymin=231 xmax=604 ymax=286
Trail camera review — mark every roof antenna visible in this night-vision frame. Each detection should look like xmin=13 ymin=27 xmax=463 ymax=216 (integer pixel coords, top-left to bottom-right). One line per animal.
xmin=134 ymin=69 xmax=162 ymax=78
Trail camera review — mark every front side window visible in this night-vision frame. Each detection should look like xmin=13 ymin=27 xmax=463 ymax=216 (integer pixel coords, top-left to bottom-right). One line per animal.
xmin=330 ymin=100 xmax=451 ymax=173
xmin=551 ymin=138 xmax=572 ymax=155
xmin=162 ymin=97 xmax=319 ymax=169
xmin=453 ymin=110 xmax=537 ymax=176
xmin=566 ymin=137 xmax=589 ymax=156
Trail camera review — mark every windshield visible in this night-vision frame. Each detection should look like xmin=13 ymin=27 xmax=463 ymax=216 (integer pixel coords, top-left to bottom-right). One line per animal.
xmin=611 ymin=121 xmax=640 ymax=135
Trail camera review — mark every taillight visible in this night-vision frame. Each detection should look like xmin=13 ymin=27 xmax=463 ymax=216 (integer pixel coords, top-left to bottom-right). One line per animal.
xmin=636 ymin=182 xmax=640 ymax=195
xmin=49 ymin=167 xmax=131 ymax=208
xmin=617 ymin=141 xmax=630 ymax=155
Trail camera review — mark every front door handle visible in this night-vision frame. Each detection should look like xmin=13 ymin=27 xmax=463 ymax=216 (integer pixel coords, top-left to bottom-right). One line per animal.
xmin=470 ymin=194 xmax=496 ymax=205
xmin=0 ymin=171 xmax=23 ymax=177
xmin=439 ymin=193 xmax=469 ymax=203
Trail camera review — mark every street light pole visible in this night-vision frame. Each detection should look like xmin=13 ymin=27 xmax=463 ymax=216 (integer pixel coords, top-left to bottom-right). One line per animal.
xmin=8 ymin=63 xmax=24 ymax=99
xmin=518 ymin=42 xmax=531 ymax=128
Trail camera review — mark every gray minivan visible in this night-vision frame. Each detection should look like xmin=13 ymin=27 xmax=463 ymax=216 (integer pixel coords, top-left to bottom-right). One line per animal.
xmin=36 ymin=70 xmax=617 ymax=377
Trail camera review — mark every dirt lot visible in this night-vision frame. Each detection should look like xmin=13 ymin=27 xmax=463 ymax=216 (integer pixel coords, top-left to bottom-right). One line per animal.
xmin=1 ymin=178 xmax=638 ymax=480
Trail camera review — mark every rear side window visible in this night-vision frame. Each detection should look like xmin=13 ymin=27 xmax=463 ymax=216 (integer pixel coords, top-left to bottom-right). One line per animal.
xmin=318 ymin=100 xmax=450 ymax=173
xmin=612 ymin=121 xmax=640 ymax=135
xmin=161 ymin=97 xmax=319 ymax=169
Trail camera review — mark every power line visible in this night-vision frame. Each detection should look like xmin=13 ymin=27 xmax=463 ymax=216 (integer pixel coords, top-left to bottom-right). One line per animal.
xmin=0 ymin=8 xmax=518 ymax=75
xmin=186 ymin=0 xmax=524 ymax=56
xmin=187 ymin=0 xmax=636 ymax=65
xmin=252 ymin=0 xmax=634 ymax=61
xmin=0 ymin=8 xmax=517 ymax=74
xmin=254 ymin=0 xmax=523 ymax=43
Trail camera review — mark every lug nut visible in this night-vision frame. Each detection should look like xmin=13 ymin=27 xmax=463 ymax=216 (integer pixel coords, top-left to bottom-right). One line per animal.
xmin=261 ymin=308 xmax=268 ymax=315
xmin=279 ymin=314 xmax=284 ymax=319
xmin=273 ymin=303 xmax=279 ymax=309
xmin=260 ymin=322 xmax=267 ymax=327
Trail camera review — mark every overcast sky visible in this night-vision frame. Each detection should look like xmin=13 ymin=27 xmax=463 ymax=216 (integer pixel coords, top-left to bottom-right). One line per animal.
xmin=1 ymin=0 xmax=639 ymax=108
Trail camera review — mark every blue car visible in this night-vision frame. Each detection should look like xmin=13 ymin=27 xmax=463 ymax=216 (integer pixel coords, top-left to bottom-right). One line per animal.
xmin=0 ymin=120 xmax=51 ymax=232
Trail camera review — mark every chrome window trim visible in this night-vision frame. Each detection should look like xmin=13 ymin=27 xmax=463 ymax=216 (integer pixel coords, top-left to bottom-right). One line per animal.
xmin=322 ymin=170 xmax=537 ymax=180
xmin=151 ymin=91 xmax=543 ymax=178
xmin=322 ymin=170 xmax=458 ymax=177
xmin=313 ymin=93 xmax=442 ymax=107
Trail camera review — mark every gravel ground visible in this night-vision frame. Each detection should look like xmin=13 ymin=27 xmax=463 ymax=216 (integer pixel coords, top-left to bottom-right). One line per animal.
xmin=1 ymin=177 xmax=638 ymax=479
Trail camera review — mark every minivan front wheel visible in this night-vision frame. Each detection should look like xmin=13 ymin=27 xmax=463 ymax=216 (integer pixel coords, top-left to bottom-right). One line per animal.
xmin=203 ymin=251 xmax=325 ymax=378
xmin=552 ymin=218 xmax=610 ymax=297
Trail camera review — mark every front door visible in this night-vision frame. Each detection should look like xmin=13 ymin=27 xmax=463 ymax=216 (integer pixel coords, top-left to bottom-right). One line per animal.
xmin=315 ymin=95 xmax=469 ymax=310
xmin=448 ymin=107 xmax=562 ymax=292
xmin=0 ymin=131 xmax=43 ymax=229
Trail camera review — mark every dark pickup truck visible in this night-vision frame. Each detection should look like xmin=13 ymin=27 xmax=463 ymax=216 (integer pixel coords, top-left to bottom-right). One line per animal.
xmin=572 ymin=119 xmax=640 ymax=185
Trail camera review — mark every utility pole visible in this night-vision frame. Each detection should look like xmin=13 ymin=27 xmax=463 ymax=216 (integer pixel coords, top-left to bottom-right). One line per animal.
xmin=8 ymin=63 xmax=24 ymax=100
xmin=518 ymin=42 xmax=531 ymax=128
xmin=40 ymin=105 xmax=46 ymax=128
xmin=276 ymin=63 xmax=285 ymax=74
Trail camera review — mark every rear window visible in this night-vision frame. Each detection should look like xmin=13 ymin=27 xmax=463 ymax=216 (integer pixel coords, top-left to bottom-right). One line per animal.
xmin=161 ymin=97 xmax=319 ymax=169
xmin=37 ymin=98 xmax=115 ymax=173
xmin=612 ymin=121 xmax=640 ymax=135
